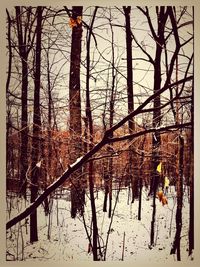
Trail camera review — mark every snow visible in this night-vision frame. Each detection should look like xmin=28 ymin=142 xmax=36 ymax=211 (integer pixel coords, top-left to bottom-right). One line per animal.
xmin=70 ymin=156 xmax=83 ymax=168
xmin=6 ymin=186 xmax=192 ymax=262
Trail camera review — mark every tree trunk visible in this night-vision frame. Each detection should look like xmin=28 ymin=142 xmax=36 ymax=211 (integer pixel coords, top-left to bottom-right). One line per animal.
xmin=6 ymin=9 xmax=13 ymax=190
xmin=123 ymin=6 xmax=134 ymax=132
xmin=123 ymin=6 xmax=138 ymax=201
xmin=30 ymin=7 xmax=43 ymax=243
xmin=170 ymin=135 xmax=184 ymax=260
xmin=102 ymin=14 xmax=115 ymax=216
xmin=16 ymin=6 xmax=29 ymax=198
xmin=107 ymin=12 xmax=115 ymax=218
xmin=42 ymin=44 xmax=53 ymax=216
xmin=69 ymin=6 xmax=84 ymax=218
xmin=188 ymin=128 xmax=194 ymax=256
xmin=6 ymin=9 xmax=12 ymax=95
xmin=85 ymin=7 xmax=100 ymax=260
xmin=150 ymin=7 xmax=169 ymax=246
xmin=20 ymin=58 xmax=29 ymax=198
xmin=15 ymin=7 xmax=42 ymax=198
xmin=188 ymin=7 xmax=194 ymax=256
xmin=138 ymin=137 xmax=146 ymax=220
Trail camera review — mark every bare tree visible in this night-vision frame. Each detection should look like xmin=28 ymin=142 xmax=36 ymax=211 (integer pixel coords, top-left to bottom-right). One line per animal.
xmin=102 ymin=9 xmax=116 ymax=218
xmin=68 ymin=6 xmax=84 ymax=218
xmin=148 ymin=6 xmax=169 ymax=246
xmin=188 ymin=7 xmax=194 ymax=257
xmin=30 ymin=6 xmax=43 ymax=243
xmin=123 ymin=6 xmax=139 ymax=202
xmin=85 ymin=6 xmax=101 ymax=260
xmin=170 ymin=135 xmax=184 ymax=260
xmin=15 ymin=7 xmax=37 ymax=197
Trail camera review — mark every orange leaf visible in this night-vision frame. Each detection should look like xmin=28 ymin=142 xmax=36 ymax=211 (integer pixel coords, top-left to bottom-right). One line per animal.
xmin=157 ymin=190 xmax=163 ymax=202
xmin=69 ymin=18 xmax=77 ymax=28
xmin=161 ymin=196 xmax=168 ymax=206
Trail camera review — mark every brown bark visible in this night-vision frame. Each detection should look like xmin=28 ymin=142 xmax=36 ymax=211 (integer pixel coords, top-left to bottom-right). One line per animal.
xmin=30 ymin=6 xmax=43 ymax=243
xmin=42 ymin=42 xmax=53 ymax=216
xmin=150 ymin=7 xmax=169 ymax=246
xmin=103 ymin=12 xmax=115 ymax=218
xmin=6 ymin=9 xmax=13 ymax=184
xmin=189 ymin=132 xmax=194 ymax=256
xmin=123 ymin=6 xmax=134 ymax=132
xmin=170 ymin=135 xmax=184 ymax=260
xmin=69 ymin=6 xmax=84 ymax=218
xmin=85 ymin=7 xmax=100 ymax=260
xmin=15 ymin=7 xmax=36 ymax=198
xmin=138 ymin=136 xmax=146 ymax=220
xmin=188 ymin=7 xmax=194 ymax=256
xmin=123 ymin=6 xmax=138 ymax=201
xmin=15 ymin=8 xmax=29 ymax=197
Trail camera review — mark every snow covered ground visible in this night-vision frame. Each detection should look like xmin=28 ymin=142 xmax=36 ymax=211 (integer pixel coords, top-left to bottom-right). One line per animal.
xmin=6 ymin=186 xmax=193 ymax=262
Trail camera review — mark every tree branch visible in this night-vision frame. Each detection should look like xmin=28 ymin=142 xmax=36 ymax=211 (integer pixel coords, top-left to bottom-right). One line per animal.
xmin=6 ymin=74 xmax=193 ymax=229
xmin=108 ymin=122 xmax=191 ymax=143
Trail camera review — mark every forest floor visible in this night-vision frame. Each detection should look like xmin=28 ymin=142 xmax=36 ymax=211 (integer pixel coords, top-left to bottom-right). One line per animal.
xmin=6 ymin=185 xmax=193 ymax=262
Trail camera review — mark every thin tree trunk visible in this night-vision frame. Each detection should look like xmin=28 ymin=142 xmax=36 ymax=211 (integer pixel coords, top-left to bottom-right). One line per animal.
xmin=6 ymin=9 xmax=12 ymax=95
xmin=15 ymin=7 xmax=32 ymax=198
xmin=188 ymin=128 xmax=194 ymax=256
xmin=150 ymin=7 xmax=169 ymax=246
xmin=108 ymin=12 xmax=115 ymax=218
xmin=102 ymin=13 xmax=116 ymax=216
xmin=47 ymin=46 xmax=52 ymax=184
xmin=30 ymin=7 xmax=43 ymax=243
xmin=170 ymin=135 xmax=184 ymax=260
xmin=123 ymin=6 xmax=138 ymax=201
xmin=85 ymin=7 xmax=99 ymax=260
xmin=43 ymin=45 xmax=53 ymax=216
xmin=123 ymin=6 xmax=134 ymax=132
xmin=138 ymin=136 xmax=146 ymax=220
xmin=20 ymin=57 xmax=29 ymax=198
xmin=138 ymin=170 xmax=143 ymax=220
xmin=188 ymin=7 xmax=194 ymax=256
xmin=6 ymin=9 xmax=13 ymax=189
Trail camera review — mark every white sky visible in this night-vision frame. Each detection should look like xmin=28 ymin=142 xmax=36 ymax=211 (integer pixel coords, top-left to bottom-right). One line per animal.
xmin=7 ymin=6 xmax=193 ymax=130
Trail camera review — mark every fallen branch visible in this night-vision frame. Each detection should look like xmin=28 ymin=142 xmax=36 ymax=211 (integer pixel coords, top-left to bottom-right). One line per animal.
xmin=6 ymin=75 xmax=193 ymax=229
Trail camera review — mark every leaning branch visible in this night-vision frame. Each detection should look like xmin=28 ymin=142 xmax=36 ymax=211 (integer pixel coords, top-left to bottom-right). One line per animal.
xmin=6 ymin=75 xmax=193 ymax=229
xmin=6 ymin=137 xmax=107 ymax=229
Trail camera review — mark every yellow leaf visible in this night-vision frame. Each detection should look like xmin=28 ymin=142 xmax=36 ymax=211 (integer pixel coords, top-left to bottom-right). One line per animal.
xmin=156 ymin=162 xmax=162 ymax=173
xmin=164 ymin=176 xmax=170 ymax=187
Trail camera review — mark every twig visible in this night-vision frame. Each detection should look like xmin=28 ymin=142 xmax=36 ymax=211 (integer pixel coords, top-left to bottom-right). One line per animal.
xmin=121 ymin=231 xmax=126 ymax=261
